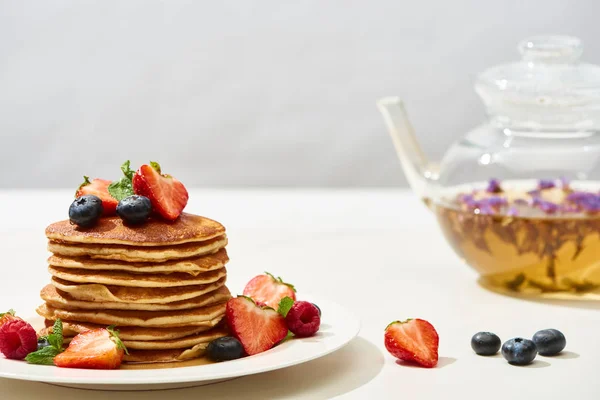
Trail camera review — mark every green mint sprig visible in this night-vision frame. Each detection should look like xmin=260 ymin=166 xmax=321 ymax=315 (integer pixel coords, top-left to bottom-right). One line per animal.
xmin=107 ymin=160 xmax=135 ymax=201
xmin=25 ymin=319 xmax=64 ymax=365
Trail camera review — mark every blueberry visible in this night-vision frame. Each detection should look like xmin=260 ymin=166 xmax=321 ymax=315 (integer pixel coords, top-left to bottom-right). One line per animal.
xmin=471 ymin=332 xmax=501 ymax=356
xmin=312 ymin=303 xmax=321 ymax=317
xmin=116 ymin=195 xmax=152 ymax=224
xmin=69 ymin=195 xmax=103 ymax=227
xmin=501 ymin=338 xmax=537 ymax=365
xmin=532 ymin=329 xmax=566 ymax=356
xmin=37 ymin=337 xmax=50 ymax=351
xmin=206 ymin=336 xmax=245 ymax=362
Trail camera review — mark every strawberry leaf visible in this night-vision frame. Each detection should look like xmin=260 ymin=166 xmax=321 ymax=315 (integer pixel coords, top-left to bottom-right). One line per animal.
xmin=149 ymin=161 xmax=162 ymax=174
xmin=76 ymin=176 xmax=91 ymax=197
xmin=277 ymin=296 xmax=294 ymax=317
xmin=265 ymin=272 xmax=296 ymax=293
xmin=107 ymin=325 xmax=129 ymax=355
xmin=107 ymin=160 xmax=135 ymax=201
xmin=0 ymin=309 xmax=15 ymax=318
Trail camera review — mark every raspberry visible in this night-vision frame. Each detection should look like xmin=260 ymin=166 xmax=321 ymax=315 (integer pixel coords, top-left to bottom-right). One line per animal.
xmin=285 ymin=301 xmax=321 ymax=337
xmin=0 ymin=319 xmax=38 ymax=360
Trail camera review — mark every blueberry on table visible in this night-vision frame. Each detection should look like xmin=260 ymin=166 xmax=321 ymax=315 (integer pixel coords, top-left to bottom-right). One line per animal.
xmin=471 ymin=332 xmax=501 ymax=356
xmin=116 ymin=195 xmax=152 ymax=225
xmin=532 ymin=329 xmax=566 ymax=356
xmin=69 ymin=195 xmax=103 ymax=227
xmin=206 ymin=336 xmax=245 ymax=362
xmin=501 ymin=338 xmax=537 ymax=366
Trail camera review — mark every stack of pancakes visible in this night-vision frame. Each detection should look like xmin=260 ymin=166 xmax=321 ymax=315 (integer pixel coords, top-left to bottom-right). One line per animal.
xmin=36 ymin=213 xmax=232 ymax=363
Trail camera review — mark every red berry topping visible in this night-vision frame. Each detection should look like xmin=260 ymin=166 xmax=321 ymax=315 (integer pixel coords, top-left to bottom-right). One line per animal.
xmin=76 ymin=177 xmax=118 ymax=216
xmin=384 ymin=318 xmax=439 ymax=368
xmin=54 ymin=327 xmax=126 ymax=369
xmin=0 ymin=319 xmax=38 ymax=360
xmin=243 ymin=273 xmax=296 ymax=310
xmin=225 ymin=296 xmax=288 ymax=356
xmin=132 ymin=162 xmax=189 ymax=221
xmin=285 ymin=301 xmax=321 ymax=337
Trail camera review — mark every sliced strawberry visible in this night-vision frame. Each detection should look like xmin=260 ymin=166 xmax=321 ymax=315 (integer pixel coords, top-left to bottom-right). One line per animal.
xmin=76 ymin=177 xmax=118 ymax=216
xmin=243 ymin=273 xmax=296 ymax=309
xmin=384 ymin=318 xmax=439 ymax=368
xmin=54 ymin=327 xmax=127 ymax=369
xmin=226 ymin=296 xmax=288 ymax=356
xmin=0 ymin=310 xmax=20 ymax=327
xmin=132 ymin=162 xmax=189 ymax=221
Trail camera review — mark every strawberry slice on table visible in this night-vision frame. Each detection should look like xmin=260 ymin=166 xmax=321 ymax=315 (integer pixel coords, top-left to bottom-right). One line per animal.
xmin=384 ymin=318 xmax=439 ymax=368
xmin=76 ymin=177 xmax=118 ymax=215
xmin=132 ymin=162 xmax=189 ymax=221
xmin=53 ymin=327 xmax=127 ymax=369
xmin=243 ymin=273 xmax=296 ymax=309
xmin=226 ymin=296 xmax=288 ymax=356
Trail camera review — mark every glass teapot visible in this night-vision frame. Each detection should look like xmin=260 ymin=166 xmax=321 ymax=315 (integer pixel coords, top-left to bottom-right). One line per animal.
xmin=378 ymin=36 xmax=600 ymax=301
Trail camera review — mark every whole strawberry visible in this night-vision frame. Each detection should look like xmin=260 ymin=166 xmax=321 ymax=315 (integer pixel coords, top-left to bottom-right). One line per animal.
xmin=243 ymin=273 xmax=296 ymax=309
xmin=0 ymin=319 xmax=38 ymax=360
xmin=384 ymin=319 xmax=439 ymax=368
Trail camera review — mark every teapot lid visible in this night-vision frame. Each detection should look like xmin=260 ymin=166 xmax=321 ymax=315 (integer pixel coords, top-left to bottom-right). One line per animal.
xmin=475 ymin=36 xmax=600 ymax=129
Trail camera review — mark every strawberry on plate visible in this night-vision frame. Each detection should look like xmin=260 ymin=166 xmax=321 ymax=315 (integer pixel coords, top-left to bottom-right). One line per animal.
xmin=54 ymin=327 xmax=127 ymax=369
xmin=226 ymin=296 xmax=288 ymax=356
xmin=243 ymin=273 xmax=296 ymax=309
xmin=76 ymin=177 xmax=118 ymax=215
xmin=384 ymin=318 xmax=439 ymax=368
xmin=0 ymin=309 xmax=20 ymax=327
xmin=132 ymin=162 xmax=189 ymax=221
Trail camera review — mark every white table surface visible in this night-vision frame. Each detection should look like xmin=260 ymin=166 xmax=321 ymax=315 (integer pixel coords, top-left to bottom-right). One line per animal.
xmin=0 ymin=189 xmax=598 ymax=399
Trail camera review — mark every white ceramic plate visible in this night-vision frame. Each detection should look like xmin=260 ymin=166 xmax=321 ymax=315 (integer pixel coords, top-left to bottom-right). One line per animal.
xmin=0 ymin=295 xmax=360 ymax=391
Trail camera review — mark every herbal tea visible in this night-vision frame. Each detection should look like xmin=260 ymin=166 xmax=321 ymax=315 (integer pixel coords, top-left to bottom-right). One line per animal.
xmin=433 ymin=179 xmax=600 ymax=299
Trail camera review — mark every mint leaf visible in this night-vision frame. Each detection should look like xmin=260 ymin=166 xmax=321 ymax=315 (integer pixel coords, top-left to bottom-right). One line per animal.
xmin=282 ymin=331 xmax=294 ymax=342
xmin=277 ymin=296 xmax=294 ymax=317
xmin=47 ymin=319 xmax=63 ymax=351
xmin=107 ymin=160 xmax=135 ymax=201
xmin=107 ymin=325 xmax=129 ymax=355
xmin=25 ymin=346 xmax=60 ymax=365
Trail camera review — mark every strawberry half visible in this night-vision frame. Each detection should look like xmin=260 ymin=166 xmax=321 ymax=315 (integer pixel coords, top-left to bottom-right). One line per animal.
xmin=384 ymin=319 xmax=439 ymax=368
xmin=132 ymin=162 xmax=189 ymax=221
xmin=76 ymin=177 xmax=118 ymax=215
xmin=226 ymin=296 xmax=288 ymax=356
xmin=243 ymin=273 xmax=296 ymax=309
xmin=54 ymin=327 xmax=127 ymax=369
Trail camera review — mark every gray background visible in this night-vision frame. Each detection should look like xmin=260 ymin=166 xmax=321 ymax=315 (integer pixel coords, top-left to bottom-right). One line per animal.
xmin=1 ymin=0 xmax=598 ymax=188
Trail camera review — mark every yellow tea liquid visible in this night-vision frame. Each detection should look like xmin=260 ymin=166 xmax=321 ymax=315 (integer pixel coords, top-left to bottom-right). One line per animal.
xmin=434 ymin=205 xmax=600 ymax=299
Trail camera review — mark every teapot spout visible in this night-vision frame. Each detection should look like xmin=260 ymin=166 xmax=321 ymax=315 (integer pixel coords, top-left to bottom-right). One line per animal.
xmin=377 ymin=97 xmax=438 ymax=199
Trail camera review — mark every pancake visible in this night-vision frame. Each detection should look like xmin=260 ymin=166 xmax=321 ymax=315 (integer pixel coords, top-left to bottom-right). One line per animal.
xmin=42 ymin=325 xmax=228 ymax=350
xmin=45 ymin=213 xmax=226 ymax=246
xmin=124 ymin=344 xmax=209 ymax=363
xmin=50 ymin=276 xmax=227 ymax=304
xmin=47 ymin=265 xmax=227 ymax=288
xmin=37 ymin=302 xmax=227 ymax=327
xmin=42 ymin=319 xmax=223 ymax=341
xmin=47 ymin=248 xmax=229 ymax=275
xmin=48 ymin=235 xmax=228 ymax=262
xmin=41 ymin=284 xmax=231 ymax=311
